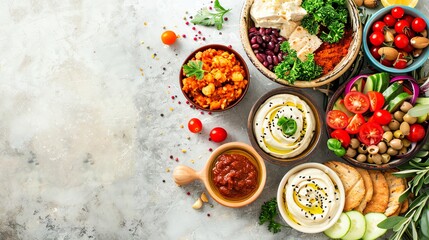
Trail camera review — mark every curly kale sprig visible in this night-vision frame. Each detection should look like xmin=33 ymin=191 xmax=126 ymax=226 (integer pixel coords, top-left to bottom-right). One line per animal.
xmin=259 ymin=198 xmax=285 ymax=234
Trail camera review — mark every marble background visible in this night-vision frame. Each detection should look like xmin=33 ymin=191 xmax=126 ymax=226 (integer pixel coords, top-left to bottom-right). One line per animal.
xmin=0 ymin=0 xmax=428 ymax=239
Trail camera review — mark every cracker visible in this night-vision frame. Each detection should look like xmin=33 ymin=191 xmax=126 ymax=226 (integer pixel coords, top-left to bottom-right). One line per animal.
xmin=325 ymin=161 xmax=365 ymax=211
xmin=354 ymin=168 xmax=373 ymax=213
xmin=363 ymin=170 xmax=389 ymax=214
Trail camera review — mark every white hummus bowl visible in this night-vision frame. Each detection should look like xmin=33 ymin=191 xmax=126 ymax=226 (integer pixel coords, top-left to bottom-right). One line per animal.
xmin=277 ymin=162 xmax=345 ymax=234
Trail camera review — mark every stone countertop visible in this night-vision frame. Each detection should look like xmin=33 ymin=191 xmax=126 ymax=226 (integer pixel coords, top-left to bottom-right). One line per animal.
xmin=0 ymin=0 xmax=428 ymax=239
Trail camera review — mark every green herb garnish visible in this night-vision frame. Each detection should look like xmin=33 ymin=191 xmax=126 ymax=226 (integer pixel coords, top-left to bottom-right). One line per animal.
xmin=259 ymin=198 xmax=284 ymax=234
xmin=327 ymin=138 xmax=346 ymax=157
xmin=378 ymin=143 xmax=429 ymax=240
xmin=274 ymin=42 xmax=323 ymax=84
xmin=191 ymin=0 xmax=231 ymax=30
xmin=183 ymin=60 xmax=205 ymax=80
xmin=301 ymin=0 xmax=348 ymax=43
xmin=277 ymin=116 xmax=297 ymax=136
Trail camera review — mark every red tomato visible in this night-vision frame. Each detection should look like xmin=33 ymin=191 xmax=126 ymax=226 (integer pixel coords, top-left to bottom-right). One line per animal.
xmin=393 ymin=58 xmax=408 ymax=69
xmin=367 ymin=91 xmax=385 ymax=112
xmin=161 ymin=30 xmax=177 ymax=45
xmin=369 ymin=31 xmax=385 ymax=46
xmin=391 ymin=6 xmax=405 ymax=19
xmin=372 ymin=21 xmax=387 ymax=32
xmin=394 ymin=33 xmax=409 ymax=49
xmin=380 ymin=59 xmax=393 ymax=67
xmin=358 ymin=122 xmax=384 ymax=146
xmin=345 ymin=114 xmax=365 ymax=134
xmin=330 ymin=129 xmax=351 ymax=148
xmin=402 ymin=15 xmax=414 ymax=25
xmin=383 ymin=14 xmax=396 ymax=27
xmin=327 ymin=110 xmax=349 ymax=129
xmin=412 ymin=17 xmax=427 ymax=33
xmin=370 ymin=46 xmax=381 ymax=59
xmin=344 ymin=91 xmax=370 ymax=114
xmin=407 ymin=124 xmax=426 ymax=142
xmin=402 ymin=43 xmax=414 ymax=53
xmin=371 ymin=109 xmax=392 ymax=125
xmin=188 ymin=118 xmax=203 ymax=133
xmin=395 ymin=20 xmax=410 ymax=34
xmin=210 ymin=127 xmax=228 ymax=142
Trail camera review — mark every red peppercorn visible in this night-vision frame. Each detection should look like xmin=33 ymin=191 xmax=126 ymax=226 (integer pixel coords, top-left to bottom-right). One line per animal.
xmin=182 ymin=34 xmax=186 ymax=38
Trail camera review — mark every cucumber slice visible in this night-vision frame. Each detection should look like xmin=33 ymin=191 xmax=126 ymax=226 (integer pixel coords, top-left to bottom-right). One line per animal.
xmin=363 ymin=76 xmax=376 ymax=94
xmin=375 ymin=72 xmax=390 ymax=93
xmin=416 ymin=97 xmax=429 ymax=105
xmin=388 ymin=92 xmax=411 ymax=112
xmin=342 ymin=211 xmax=366 ymax=240
xmin=324 ymin=212 xmax=351 ymax=239
xmin=333 ymin=97 xmax=354 ymax=117
xmin=382 ymin=82 xmax=403 ymax=104
xmin=362 ymin=213 xmax=387 ymax=240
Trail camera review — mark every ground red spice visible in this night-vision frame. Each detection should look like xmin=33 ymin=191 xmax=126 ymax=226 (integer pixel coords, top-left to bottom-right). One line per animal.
xmin=314 ymin=30 xmax=353 ymax=75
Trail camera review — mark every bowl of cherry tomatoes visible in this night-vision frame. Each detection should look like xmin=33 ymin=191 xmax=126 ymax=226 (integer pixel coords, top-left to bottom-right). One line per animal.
xmin=325 ymin=72 xmax=429 ymax=170
xmin=363 ymin=5 xmax=429 ymax=73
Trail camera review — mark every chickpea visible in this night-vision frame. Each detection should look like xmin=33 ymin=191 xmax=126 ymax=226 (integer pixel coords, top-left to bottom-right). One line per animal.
xmin=381 ymin=154 xmax=391 ymax=163
xmin=387 ymin=147 xmax=399 ymax=156
xmin=390 ymin=138 xmax=403 ymax=150
xmin=403 ymin=114 xmax=417 ymax=124
xmin=383 ymin=131 xmax=393 ymax=142
xmin=402 ymin=139 xmax=411 ymax=148
xmin=356 ymin=154 xmax=367 ymax=163
xmin=398 ymin=147 xmax=408 ymax=155
xmin=394 ymin=130 xmax=404 ymax=139
xmin=388 ymin=119 xmax=400 ymax=131
xmin=350 ymin=138 xmax=360 ymax=149
xmin=394 ymin=111 xmax=405 ymax=122
xmin=358 ymin=144 xmax=368 ymax=154
xmin=368 ymin=145 xmax=379 ymax=155
xmin=346 ymin=148 xmax=357 ymax=158
xmin=378 ymin=141 xmax=387 ymax=154
xmin=400 ymin=122 xmax=410 ymax=136
xmin=400 ymin=101 xmax=413 ymax=113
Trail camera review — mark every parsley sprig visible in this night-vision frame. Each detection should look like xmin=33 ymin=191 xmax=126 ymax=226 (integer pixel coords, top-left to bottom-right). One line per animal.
xmin=183 ymin=60 xmax=205 ymax=80
xmin=259 ymin=198 xmax=286 ymax=234
xmin=191 ymin=0 xmax=231 ymax=30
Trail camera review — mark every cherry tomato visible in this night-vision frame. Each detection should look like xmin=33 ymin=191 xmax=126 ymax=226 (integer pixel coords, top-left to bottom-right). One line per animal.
xmin=402 ymin=15 xmax=415 ymax=25
xmin=161 ymin=30 xmax=177 ymax=45
xmin=412 ymin=17 xmax=427 ymax=33
xmin=395 ymin=20 xmax=410 ymax=34
xmin=380 ymin=59 xmax=393 ymax=67
xmin=358 ymin=122 xmax=384 ymax=146
xmin=345 ymin=114 xmax=365 ymax=134
xmin=210 ymin=127 xmax=228 ymax=142
xmin=383 ymin=14 xmax=396 ymax=27
xmin=394 ymin=33 xmax=409 ymax=49
xmin=407 ymin=124 xmax=426 ymax=142
xmin=391 ymin=6 xmax=405 ymax=19
xmin=344 ymin=91 xmax=370 ymax=114
xmin=367 ymin=91 xmax=385 ymax=112
xmin=369 ymin=31 xmax=385 ymax=46
xmin=402 ymin=43 xmax=414 ymax=53
xmin=188 ymin=118 xmax=203 ymax=133
xmin=371 ymin=109 xmax=392 ymax=125
xmin=327 ymin=110 xmax=349 ymax=129
xmin=372 ymin=21 xmax=387 ymax=33
xmin=330 ymin=129 xmax=351 ymax=148
xmin=370 ymin=46 xmax=381 ymax=59
xmin=393 ymin=58 xmax=408 ymax=69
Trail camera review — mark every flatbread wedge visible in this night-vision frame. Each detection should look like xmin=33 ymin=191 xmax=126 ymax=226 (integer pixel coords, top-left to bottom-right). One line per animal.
xmin=364 ymin=170 xmax=389 ymax=214
xmin=325 ymin=161 xmax=365 ymax=211
xmin=354 ymin=168 xmax=374 ymax=213
xmin=384 ymin=171 xmax=406 ymax=217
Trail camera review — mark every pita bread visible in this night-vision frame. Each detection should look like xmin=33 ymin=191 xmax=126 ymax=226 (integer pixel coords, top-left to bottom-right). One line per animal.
xmin=364 ymin=170 xmax=389 ymax=214
xmin=354 ymin=168 xmax=373 ymax=213
xmin=384 ymin=171 xmax=406 ymax=217
xmin=325 ymin=161 xmax=365 ymax=211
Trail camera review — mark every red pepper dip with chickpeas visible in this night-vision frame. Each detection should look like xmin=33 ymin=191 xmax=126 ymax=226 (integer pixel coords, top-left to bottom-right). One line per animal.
xmin=212 ymin=153 xmax=258 ymax=199
xmin=314 ymin=30 xmax=353 ymax=75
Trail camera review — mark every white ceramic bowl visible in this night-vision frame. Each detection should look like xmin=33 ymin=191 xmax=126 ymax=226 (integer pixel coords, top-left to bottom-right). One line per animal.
xmin=277 ymin=162 xmax=345 ymax=233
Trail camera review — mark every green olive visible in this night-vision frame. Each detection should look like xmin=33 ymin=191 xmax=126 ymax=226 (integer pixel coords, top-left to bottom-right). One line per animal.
xmin=358 ymin=144 xmax=368 ymax=154
xmin=403 ymin=113 xmax=417 ymax=124
xmin=346 ymin=147 xmax=357 ymax=158
xmin=382 ymin=125 xmax=391 ymax=132
xmin=388 ymin=119 xmax=400 ymax=131
xmin=387 ymin=147 xmax=398 ymax=156
xmin=394 ymin=130 xmax=404 ymax=139
xmin=398 ymin=147 xmax=408 ymax=155
xmin=368 ymin=145 xmax=379 ymax=155
xmin=400 ymin=122 xmax=410 ymax=136
xmin=383 ymin=131 xmax=393 ymax=142
xmin=381 ymin=154 xmax=391 ymax=163
xmin=367 ymin=154 xmax=374 ymax=164
xmin=350 ymin=138 xmax=360 ymax=149
xmin=394 ymin=111 xmax=405 ymax=122
xmin=378 ymin=141 xmax=387 ymax=154
xmin=371 ymin=154 xmax=383 ymax=165
xmin=390 ymin=138 xmax=403 ymax=150
xmin=400 ymin=101 xmax=413 ymax=113
xmin=356 ymin=154 xmax=367 ymax=163
xmin=402 ymin=139 xmax=411 ymax=148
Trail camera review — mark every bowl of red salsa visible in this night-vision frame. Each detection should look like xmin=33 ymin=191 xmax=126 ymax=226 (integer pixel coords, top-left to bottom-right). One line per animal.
xmin=173 ymin=142 xmax=267 ymax=208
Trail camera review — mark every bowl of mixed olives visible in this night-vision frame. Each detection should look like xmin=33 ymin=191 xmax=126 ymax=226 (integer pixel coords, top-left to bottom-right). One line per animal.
xmin=325 ymin=73 xmax=428 ymax=170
